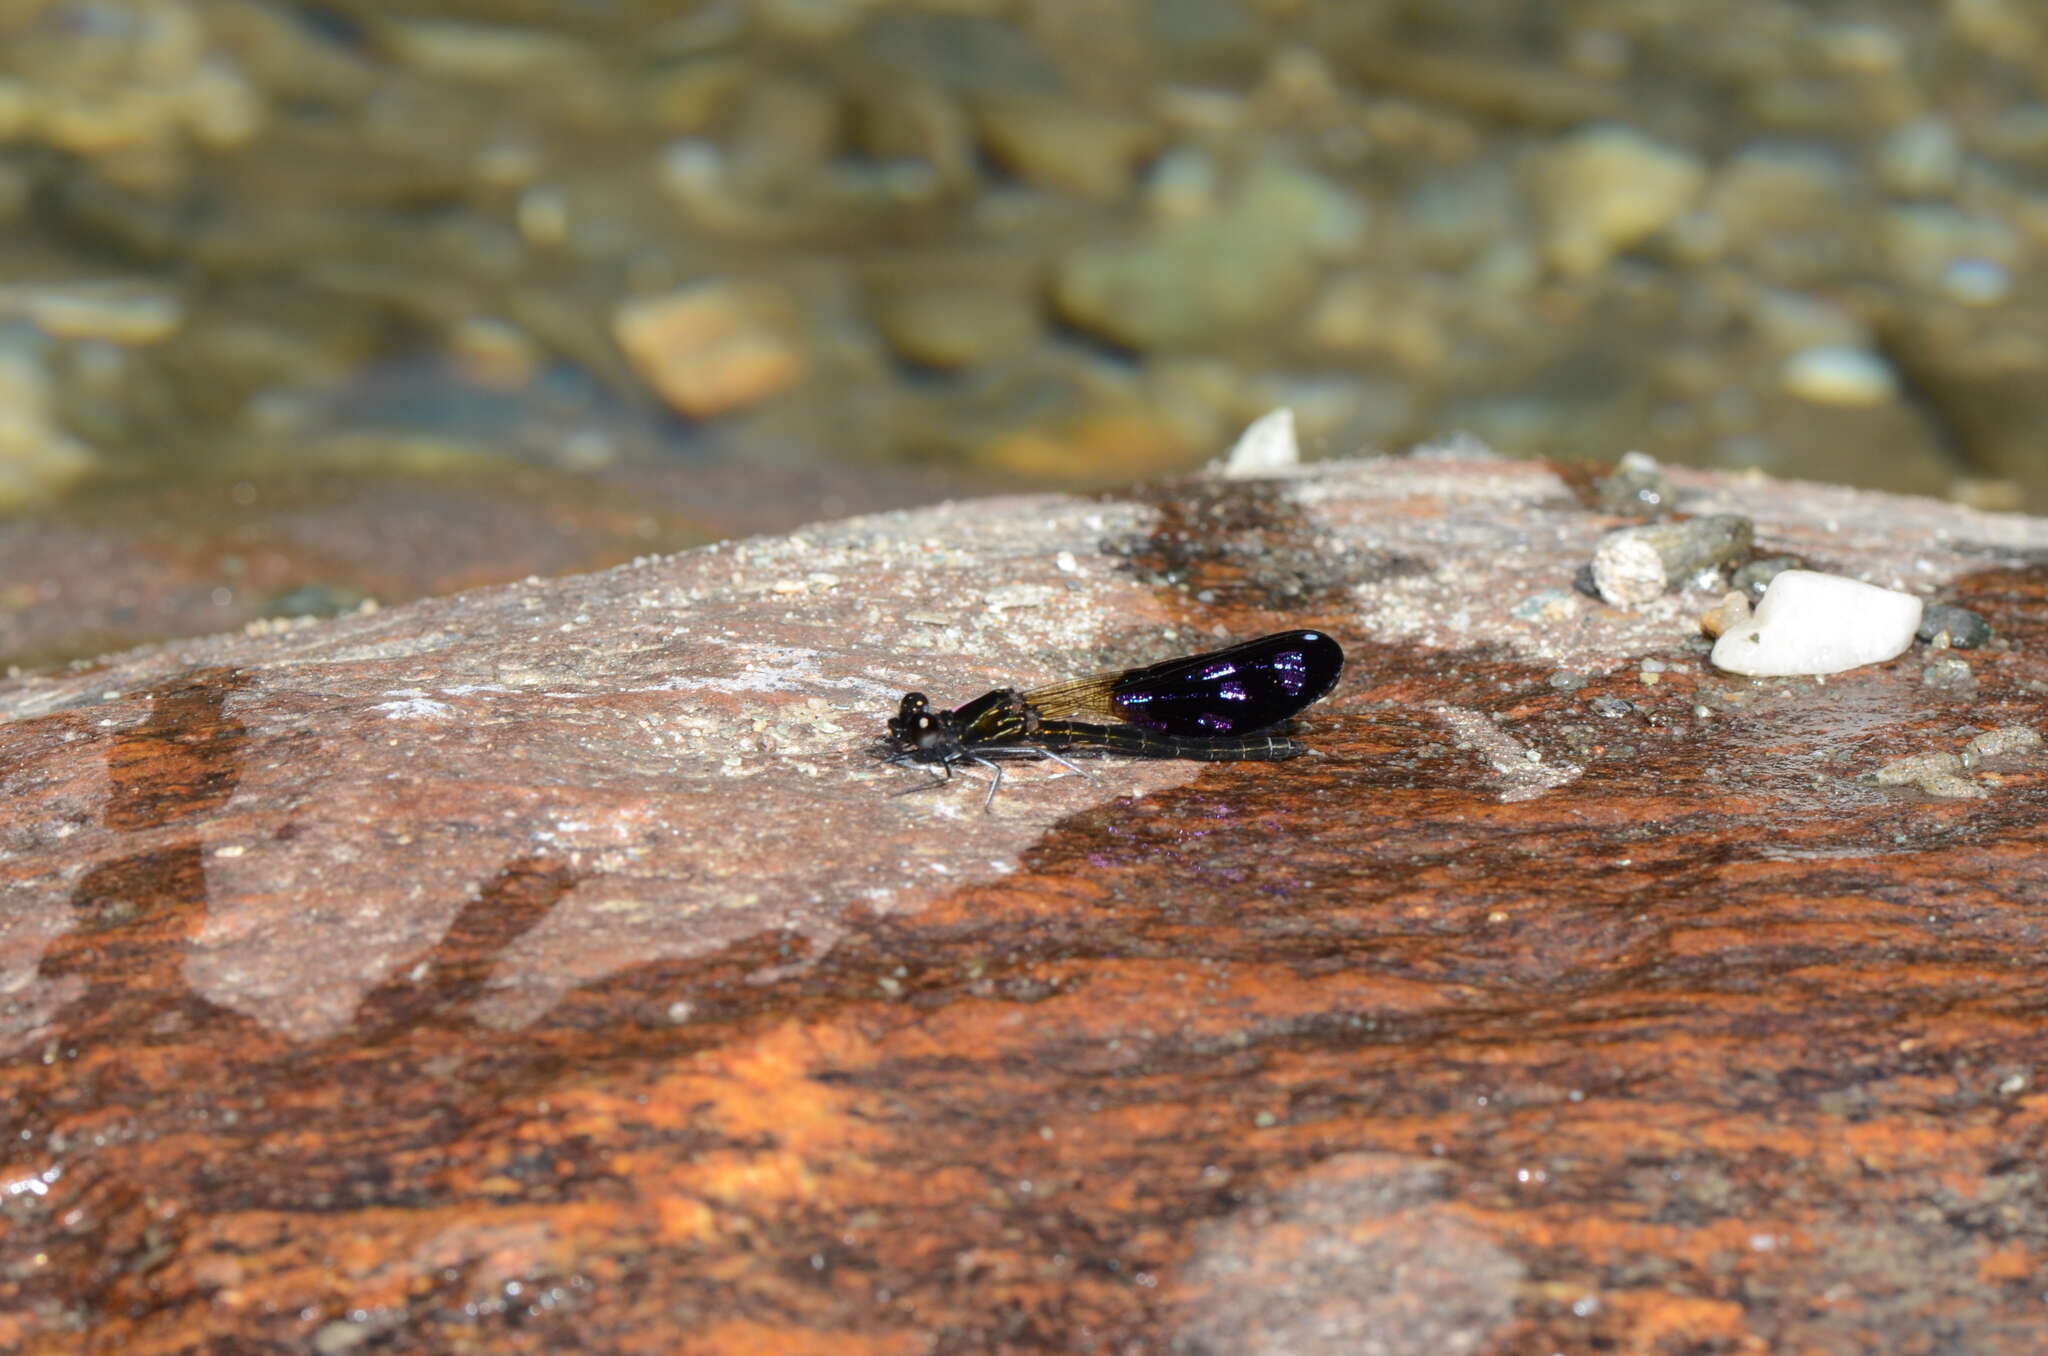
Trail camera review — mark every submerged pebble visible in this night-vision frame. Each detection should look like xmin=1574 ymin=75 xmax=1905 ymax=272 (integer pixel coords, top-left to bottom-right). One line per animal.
xmin=1526 ymin=125 xmax=1706 ymax=277
xmin=1591 ymin=513 xmax=1754 ymax=608
xmin=1594 ymin=450 xmax=1674 ymax=517
xmin=612 ymin=281 xmax=807 ymax=418
xmin=1710 ymin=569 xmax=1922 ymax=676
xmin=1915 ymin=602 xmax=1992 ymax=649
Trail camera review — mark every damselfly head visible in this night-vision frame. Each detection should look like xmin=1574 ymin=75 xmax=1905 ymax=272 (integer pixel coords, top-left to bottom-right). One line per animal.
xmin=886 ymin=691 xmax=956 ymax=759
xmin=888 ymin=692 xmax=929 ymax=737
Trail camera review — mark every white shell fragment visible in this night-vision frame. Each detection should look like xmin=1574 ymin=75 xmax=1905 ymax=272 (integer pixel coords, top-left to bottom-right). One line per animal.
xmin=1219 ymin=407 xmax=1299 ymax=478
xmin=1710 ymin=569 xmax=1923 ymax=676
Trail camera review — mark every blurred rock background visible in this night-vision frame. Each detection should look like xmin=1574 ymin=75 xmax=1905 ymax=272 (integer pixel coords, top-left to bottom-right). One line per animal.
xmin=4 ymin=0 xmax=2048 ymax=664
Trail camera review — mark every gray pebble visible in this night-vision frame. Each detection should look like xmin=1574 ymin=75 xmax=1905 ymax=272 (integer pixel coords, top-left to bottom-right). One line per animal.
xmin=1731 ymin=555 xmax=1804 ymax=600
xmin=1915 ymin=602 xmax=1992 ymax=649
xmin=1921 ymin=654 xmax=1975 ymax=691
xmin=1590 ymin=514 xmax=1754 ymax=608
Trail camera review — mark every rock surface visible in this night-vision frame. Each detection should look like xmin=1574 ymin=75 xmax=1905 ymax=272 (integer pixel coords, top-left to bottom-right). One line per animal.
xmin=4 ymin=450 xmax=2048 ymax=1353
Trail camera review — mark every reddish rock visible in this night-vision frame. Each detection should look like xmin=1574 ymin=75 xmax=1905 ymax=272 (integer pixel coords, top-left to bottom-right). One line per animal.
xmin=2 ymin=450 xmax=2046 ymax=1353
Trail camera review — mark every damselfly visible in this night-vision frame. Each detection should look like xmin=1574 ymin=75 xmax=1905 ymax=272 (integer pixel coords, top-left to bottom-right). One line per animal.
xmin=882 ymin=630 xmax=1343 ymax=809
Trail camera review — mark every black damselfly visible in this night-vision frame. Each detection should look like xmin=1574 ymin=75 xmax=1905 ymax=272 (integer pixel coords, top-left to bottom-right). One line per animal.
xmin=882 ymin=630 xmax=1343 ymax=810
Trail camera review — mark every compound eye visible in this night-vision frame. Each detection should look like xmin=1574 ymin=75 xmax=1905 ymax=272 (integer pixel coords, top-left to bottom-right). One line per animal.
xmin=917 ymin=716 xmax=933 ymax=731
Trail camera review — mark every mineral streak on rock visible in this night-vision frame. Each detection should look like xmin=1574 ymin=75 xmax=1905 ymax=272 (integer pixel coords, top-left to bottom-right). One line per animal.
xmin=3 ymin=453 xmax=2048 ymax=1354
xmin=1172 ymin=1154 xmax=1522 ymax=1356
xmin=1965 ymin=724 xmax=2041 ymax=761
xmin=1873 ymin=749 xmax=1986 ymax=799
xmin=1431 ymin=703 xmax=1584 ymax=802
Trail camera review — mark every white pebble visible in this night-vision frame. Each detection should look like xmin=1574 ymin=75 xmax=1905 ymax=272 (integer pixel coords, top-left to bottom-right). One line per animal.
xmin=1710 ymin=569 xmax=1922 ymax=676
xmin=1219 ymin=406 xmax=1299 ymax=478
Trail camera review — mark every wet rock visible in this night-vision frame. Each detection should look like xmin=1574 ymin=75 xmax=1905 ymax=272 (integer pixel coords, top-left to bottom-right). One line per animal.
xmin=1917 ymin=602 xmax=1992 ymax=649
xmin=5 ymin=417 xmax=2048 ymax=1354
xmin=1591 ymin=514 xmax=1754 ymax=607
xmin=1711 ymin=569 xmax=1922 ymax=676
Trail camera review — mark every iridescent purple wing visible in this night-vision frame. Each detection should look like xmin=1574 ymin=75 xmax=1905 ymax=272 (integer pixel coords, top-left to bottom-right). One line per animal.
xmin=1023 ymin=630 xmax=1342 ymax=738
